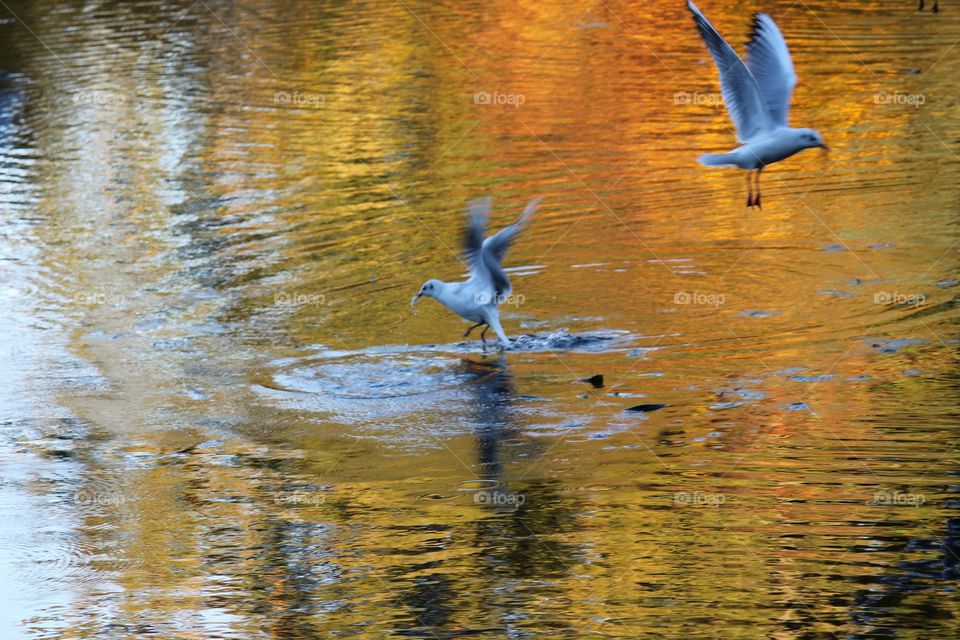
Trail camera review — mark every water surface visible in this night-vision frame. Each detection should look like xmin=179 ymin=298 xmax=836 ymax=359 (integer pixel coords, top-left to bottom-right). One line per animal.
xmin=2 ymin=0 xmax=960 ymax=637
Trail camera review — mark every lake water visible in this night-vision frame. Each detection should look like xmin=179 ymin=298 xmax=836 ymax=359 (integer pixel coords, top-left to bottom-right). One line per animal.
xmin=2 ymin=0 xmax=959 ymax=637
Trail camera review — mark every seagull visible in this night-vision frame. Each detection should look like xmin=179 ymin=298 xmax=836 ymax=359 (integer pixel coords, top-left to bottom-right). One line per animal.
xmin=687 ymin=0 xmax=827 ymax=208
xmin=411 ymin=197 xmax=540 ymax=348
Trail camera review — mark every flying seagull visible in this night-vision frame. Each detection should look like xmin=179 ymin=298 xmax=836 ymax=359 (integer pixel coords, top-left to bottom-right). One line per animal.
xmin=411 ymin=197 xmax=540 ymax=348
xmin=687 ymin=0 xmax=827 ymax=208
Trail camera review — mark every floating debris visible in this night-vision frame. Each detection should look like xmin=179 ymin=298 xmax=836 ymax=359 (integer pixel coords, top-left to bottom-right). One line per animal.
xmin=580 ymin=374 xmax=604 ymax=388
xmin=625 ymin=403 xmax=667 ymax=413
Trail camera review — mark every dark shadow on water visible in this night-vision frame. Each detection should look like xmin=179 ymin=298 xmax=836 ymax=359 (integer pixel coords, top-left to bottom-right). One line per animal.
xmin=844 ymin=366 xmax=960 ymax=637
xmin=378 ymin=355 xmax=584 ymax=638
xmin=453 ymin=356 xmax=581 ymax=635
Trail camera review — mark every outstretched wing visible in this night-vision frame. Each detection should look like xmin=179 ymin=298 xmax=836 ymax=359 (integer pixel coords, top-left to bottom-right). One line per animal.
xmin=462 ymin=197 xmax=491 ymax=277
xmin=687 ymin=0 xmax=776 ymax=142
xmin=481 ymin=197 xmax=540 ymax=298
xmin=745 ymin=13 xmax=796 ymax=126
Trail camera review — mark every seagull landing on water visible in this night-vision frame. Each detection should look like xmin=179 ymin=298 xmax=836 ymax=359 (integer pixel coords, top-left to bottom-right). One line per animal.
xmin=687 ymin=0 xmax=828 ymax=208
xmin=411 ymin=197 xmax=541 ymax=349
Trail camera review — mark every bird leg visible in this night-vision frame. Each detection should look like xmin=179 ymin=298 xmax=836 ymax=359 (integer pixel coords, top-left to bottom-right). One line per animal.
xmin=463 ymin=322 xmax=484 ymax=338
xmin=933 ymin=0 xmax=938 ymax=12
xmin=754 ymin=168 xmax=763 ymax=209
xmin=479 ymin=325 xmax=490 ymax=352
xmin=919 ymin=0 xmax=924 ymax=10
xmin=746 ymin=170 xmax=753 ymax=208
xmin=750 ymin=168 xmax=763 ymax=209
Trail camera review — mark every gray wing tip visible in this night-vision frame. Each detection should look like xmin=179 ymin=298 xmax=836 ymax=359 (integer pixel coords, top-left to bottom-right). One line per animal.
xmin=686 ymin=0 xmax=706 ymax=20
xmin=746 ymin=14 xmax=765 ymax=48
xmin=746 ymin=12 xmax=775 ymax=41
xmin=518 ymin=196 xmax=542 ymax=225
xmin=467 ymin=196 xmax=492 ymax=216
xmin=464 ymin=197 xmax=492 ymax=258
xmin=466 ymin=197 xmax=492 ymax=229
xmin=686 ymin=1 xmax=722 ymax=47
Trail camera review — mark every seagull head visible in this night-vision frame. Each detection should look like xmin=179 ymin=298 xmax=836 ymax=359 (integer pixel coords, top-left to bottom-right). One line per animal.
xmin=411 ymin=279 xmax=442 ymax=308
xmin=796 ymin=128 xmax=828 ymax=152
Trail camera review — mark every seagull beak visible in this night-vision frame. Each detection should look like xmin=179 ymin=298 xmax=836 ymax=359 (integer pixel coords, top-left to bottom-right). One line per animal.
xmin=820 ymin=142 xmax=830 ymax=153
xmin=410 ymin=293 xmax=422 ymax=309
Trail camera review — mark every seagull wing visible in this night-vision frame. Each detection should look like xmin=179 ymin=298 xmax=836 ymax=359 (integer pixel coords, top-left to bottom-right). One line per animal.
xmin=745 ymin=13 xmax=797 ymax=126
xmin=687 ymin=0 xmax=776 ymax=142
xmin=463 ymin=197 xmax=492 ymax=278
xmin=480 ymin=197 xmax=540 ymax=298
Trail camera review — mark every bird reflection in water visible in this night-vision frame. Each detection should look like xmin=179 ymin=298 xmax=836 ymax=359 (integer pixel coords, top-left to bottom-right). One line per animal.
xmin=460 ymin=354 xmax=518 ymax=485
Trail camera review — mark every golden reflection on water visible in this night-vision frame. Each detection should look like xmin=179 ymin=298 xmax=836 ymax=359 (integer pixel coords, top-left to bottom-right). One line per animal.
xmin=1 ymin=0 xmax=960 ymax=637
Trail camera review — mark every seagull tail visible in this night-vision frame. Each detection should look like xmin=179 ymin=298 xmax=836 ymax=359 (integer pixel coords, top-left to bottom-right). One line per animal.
xmin=698 ymin=152 xmax=739 ymax=167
